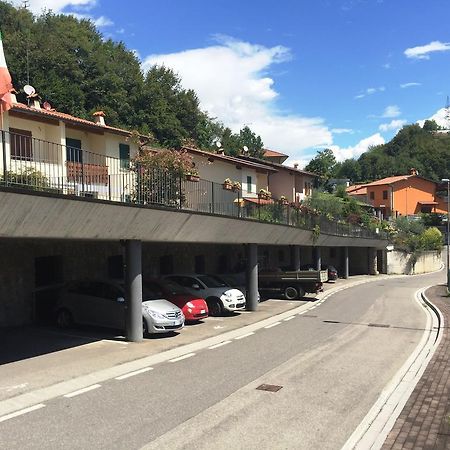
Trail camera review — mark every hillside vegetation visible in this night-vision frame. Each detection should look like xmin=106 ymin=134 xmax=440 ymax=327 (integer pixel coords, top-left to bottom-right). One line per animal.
xmin=0 ymin=2 xmax=264 ymax=156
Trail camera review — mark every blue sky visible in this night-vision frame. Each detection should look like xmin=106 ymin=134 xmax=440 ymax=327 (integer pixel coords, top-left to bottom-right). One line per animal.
xmin=13 ymin=0 xmax=450 ymax=166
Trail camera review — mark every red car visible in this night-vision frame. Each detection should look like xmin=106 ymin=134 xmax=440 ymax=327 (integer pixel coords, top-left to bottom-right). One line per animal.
xmin=144 ymin=279 xmax=208 ymax=322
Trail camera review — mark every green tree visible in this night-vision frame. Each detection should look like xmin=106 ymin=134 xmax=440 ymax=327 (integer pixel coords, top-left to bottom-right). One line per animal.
xmin=304 ymin=148 xmax=337 ymax=180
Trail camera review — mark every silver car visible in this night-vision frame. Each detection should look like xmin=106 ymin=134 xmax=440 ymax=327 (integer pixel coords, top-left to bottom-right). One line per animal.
xmin=164 ymin=274 xmax=246 ymax=316
xmin=55 ymin=280 xmax=184 ymax=335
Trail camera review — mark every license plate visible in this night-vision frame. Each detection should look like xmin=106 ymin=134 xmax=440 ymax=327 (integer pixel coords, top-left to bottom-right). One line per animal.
xmin=200 ymin=309 xmax=206 ymax=314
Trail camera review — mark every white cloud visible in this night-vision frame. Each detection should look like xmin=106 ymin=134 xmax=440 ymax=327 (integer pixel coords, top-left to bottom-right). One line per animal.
xmin=142 ymin=36 xmax=333 ymax=155
xmin=404 ymin=41 xmax=450 ymax=60
xmin=331 ymin=128 xmax=354 ymax=134
xmin=379 ymin=119 xmax=407 ymax=132
xmin=10 ymin=0 xmax=96 ymax=14
xmin=62 ymin=12 xmax=113 ymax=27
xmin=354 ymin=86 xmax=385 ymax=99
xmin=330 ymin=133 xmax=385 ymax=162
xmin=382 ymin=105 xmax=401 ymax=118
xmin=417 ymin=108 xmax=450 ymax=129
xmin=400 ymin=82 xmax=421 ymax=88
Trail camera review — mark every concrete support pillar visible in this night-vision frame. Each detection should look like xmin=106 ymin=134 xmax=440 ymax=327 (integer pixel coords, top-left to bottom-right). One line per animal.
xmin=343 ymin=246 xmax=349 ymax=279
xmin=368 ymin=247 xmax=378 ymax=276
xmin=125 ymin=239 xmax=143 ymax=342
xmin=246 ymin=243 xmax=259 ymax=311
xmin=290 ymin=245 xmax=301 ymax=271
xmin=315 ymin=247 xmax=321 ymax=271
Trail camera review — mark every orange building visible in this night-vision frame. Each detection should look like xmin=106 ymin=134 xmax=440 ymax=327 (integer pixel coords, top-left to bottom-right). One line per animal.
xmin=348 ymin=169 xmax=448 ymax=219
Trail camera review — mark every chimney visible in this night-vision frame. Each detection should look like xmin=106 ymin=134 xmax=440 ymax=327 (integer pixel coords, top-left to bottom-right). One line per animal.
xmin=409 ymin=168 xmax=418 ymax=176
xmin=29 ymin=93 xmax=41 ymax=110
xmin=93 ymin=111 xmax=106 ymax=126
xmin=293 ymin=163 xmax=299 ymax=169
xmin=10 ymin=88 xmax=18 ymax=104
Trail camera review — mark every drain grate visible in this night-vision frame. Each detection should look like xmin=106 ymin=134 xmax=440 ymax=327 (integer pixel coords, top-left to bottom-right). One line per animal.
xmin=256 ymin=384 xmax=283 ymax=393
xmin=368 ymin=323 xmax=390 ymax=328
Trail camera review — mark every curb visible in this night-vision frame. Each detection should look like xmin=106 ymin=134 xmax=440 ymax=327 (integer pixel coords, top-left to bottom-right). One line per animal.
xmin=341 ymin=285 xmax=443 ymax=450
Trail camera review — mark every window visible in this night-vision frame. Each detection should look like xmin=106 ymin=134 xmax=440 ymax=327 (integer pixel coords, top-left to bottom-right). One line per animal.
xmin=10 ymin=128 xmax=32 ymax=160
xmin=66 ymin=138 xmax=82 ymax=163
xmin=369 ymin=191 xmax=375 ymax=200
xmin=383 ymin=190 xmax=388 ymax=200
xmin=119 ymin=143 xmax=130 ymax=169
xmin=247 ymin=176 xmax=252 ymax=193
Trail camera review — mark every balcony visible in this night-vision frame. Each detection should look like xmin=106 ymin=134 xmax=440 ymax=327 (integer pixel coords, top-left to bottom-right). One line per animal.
xmin=0 ymin=130 xmax=386 ymax=240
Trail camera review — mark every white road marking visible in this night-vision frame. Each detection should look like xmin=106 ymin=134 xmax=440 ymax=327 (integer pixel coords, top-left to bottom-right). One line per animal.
xmin=208 ymin=341 xmax=232 ymax=349
xmin=283 ymin=316 xmax=295 ymax=321
xmin=0 ymin=404 xmax=45 ymax=423
xmin=298 ymin=311 xmax=307 ymax=315
xmin=102 ymin=339 xmax=128 ymax=345
xmin=115 ymin=367 xmax=153 ymax=380
xmin=265 ymin=322 xmax=281 ymax=329
xmin=169 ymin=353 xmax=196 ymax=363
xmin=234 ymin=332 xmax=255 ymax=340
xmin=63 ymin=384 xmax=101 ymax=398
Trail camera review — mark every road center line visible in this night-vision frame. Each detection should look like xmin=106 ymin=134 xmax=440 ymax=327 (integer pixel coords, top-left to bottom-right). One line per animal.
xmin=208 ymin=341 xmax=232 ymax=349
xmin=234 ymin=332 xmax=255 ymax=340
xmin=283 ymin=316 xmax=295 ymax=321
xmin=169 ymin=353 xmax=196 ymax=363
xmin=0 ymin=404 xmax=46 ymax=423
xmin=265 ymin=322 xmax=281 ymax=329
xmin=115 ymin=367 xmax=153 ymax=380
xmin=63 ymin=384 xmax=101 ymax=398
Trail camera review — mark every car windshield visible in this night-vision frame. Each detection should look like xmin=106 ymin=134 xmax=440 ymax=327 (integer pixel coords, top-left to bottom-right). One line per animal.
xmin=197 ymin=275 xmax=228 ymax=288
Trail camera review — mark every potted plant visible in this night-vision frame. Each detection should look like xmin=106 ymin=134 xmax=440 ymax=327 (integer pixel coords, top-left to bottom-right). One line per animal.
xmin=223 ymin=178 xmax=233 ymax=190
xmin=279 ymin=195 xmax=289 ymax=205
xmin=258 ymin=188 xmax=271 ymax=200
xmin=185 ymin=170 xmax=200 ymax=182
xmin=232 ymin=181 xmax=241 ymax=192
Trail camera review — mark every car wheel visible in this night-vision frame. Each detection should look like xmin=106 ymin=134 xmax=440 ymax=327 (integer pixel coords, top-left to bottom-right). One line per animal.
xmin=208 ymin=298 xmax=223 ymax=317
xmin=284 ymin=286 xmax=299 ymax=300
xmin=56 ymin=309 xmax=73 ymax=329
xmin=143 ymin=318 xmax=149 ymax=337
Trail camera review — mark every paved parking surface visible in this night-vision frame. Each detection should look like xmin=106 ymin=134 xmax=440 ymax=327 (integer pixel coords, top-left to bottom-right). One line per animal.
xmin=0 ymin=287 xmax=332 ymax=402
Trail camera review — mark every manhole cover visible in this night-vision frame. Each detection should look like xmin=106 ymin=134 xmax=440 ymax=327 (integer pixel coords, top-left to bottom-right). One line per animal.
xmin=323 ymin=320 xmax=341 ymax=324
xmin=256 ymin=384 xmax=283 ymax=393
xmin=368 ymin=323 xmax=390 ymax=328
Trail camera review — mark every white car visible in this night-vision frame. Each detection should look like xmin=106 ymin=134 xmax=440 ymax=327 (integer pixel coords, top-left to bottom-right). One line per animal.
xmin=164 ymin=274 xmax=246 ymax=316
xmin=55 ymin=280 xmax=185 ymax=335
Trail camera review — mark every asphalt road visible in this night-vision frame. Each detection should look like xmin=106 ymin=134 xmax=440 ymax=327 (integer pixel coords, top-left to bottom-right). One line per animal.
xmin=0 ymin=270 xmax=443 ymax=450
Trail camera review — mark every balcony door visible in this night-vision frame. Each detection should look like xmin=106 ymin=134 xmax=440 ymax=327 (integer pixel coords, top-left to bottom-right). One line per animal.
xmin=66 ymin=138 xmax=82 ymax=163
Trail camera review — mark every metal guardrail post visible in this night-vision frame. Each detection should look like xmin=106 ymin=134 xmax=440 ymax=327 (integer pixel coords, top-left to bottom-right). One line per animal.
xmin=1 ymin=130 xmax=7 ymax=184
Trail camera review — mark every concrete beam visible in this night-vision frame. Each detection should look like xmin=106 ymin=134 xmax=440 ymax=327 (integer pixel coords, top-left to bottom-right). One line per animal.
xmin=315 ymin=247 xmax=322 ymax=271
xmin=290 ymin=245 xmax=301 ymax=271
xmin=343 ymin=247 xmax=349 ymax=279
xmin=368 ymin=247 xmax=378 ymax=276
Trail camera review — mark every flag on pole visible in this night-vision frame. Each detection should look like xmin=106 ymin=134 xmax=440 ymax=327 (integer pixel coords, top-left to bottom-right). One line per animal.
xmin=0 ymin=30 xmax=13 ymax=114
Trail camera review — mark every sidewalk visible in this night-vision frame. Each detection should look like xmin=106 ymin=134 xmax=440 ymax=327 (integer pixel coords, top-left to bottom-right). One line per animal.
xmin=382 ymin=284 xmax=450 ymax=450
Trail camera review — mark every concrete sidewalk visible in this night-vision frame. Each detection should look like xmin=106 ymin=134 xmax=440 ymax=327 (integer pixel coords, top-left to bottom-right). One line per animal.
xmin=382 ymin=284 xmax=450 ymax=450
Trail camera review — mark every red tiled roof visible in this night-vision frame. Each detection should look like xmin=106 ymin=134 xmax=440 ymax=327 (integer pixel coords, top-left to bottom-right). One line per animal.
xmin=363 ymin=175 xmax=413 ymax=186
xmin=183 ymin=146 xmax=277 ymax=172
xmin=264 ymin=149 xmax=288 ymax=158
xmin=346 ymin=184 xmax=367 ymax=195
xmin=11 ymin=102 xmax=132 ymax=136
xmin=243 ymin=197 xmax=274 ymax=205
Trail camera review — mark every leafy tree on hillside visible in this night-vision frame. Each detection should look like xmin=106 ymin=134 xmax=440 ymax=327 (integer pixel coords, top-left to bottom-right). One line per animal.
xmin=304 ymin=148 xmax=337 ymax=180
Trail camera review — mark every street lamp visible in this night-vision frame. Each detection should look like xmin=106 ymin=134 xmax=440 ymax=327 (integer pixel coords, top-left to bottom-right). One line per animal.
xmin=442 ymin=178 xmax=450 ymax=292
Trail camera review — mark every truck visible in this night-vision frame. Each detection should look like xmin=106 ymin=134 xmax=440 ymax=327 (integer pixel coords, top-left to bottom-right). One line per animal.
xmin=258 ymin=269 xmax=328 ymax=300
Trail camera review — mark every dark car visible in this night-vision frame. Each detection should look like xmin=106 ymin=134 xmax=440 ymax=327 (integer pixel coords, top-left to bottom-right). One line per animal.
xmin=301 ymin=264 xmax=338 ymax=281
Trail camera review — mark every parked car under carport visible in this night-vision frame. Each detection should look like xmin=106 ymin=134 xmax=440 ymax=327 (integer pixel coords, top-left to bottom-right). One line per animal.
xmin=55 ymin=280 xmax=185 ymax=336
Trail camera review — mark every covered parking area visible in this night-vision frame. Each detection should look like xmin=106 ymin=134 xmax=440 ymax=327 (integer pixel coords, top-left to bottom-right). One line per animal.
xmin=0 ymin=188 xmax=388 ymax=341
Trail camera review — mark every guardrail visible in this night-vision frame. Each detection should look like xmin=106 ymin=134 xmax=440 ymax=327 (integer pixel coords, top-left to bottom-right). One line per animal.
xmin=0 ymin=130 xmax=386 ymax=239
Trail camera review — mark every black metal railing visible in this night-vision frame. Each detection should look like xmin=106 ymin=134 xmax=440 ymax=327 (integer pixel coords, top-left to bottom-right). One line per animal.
xmin=0 ymin=130 xmax=386 ymax=240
